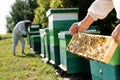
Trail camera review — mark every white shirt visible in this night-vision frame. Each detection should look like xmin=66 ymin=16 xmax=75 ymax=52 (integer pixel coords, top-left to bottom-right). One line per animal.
xmin=88 ymin=0 xmax=120 ymax=20
xmin=13 ymin=21 xmax=27 ymax=36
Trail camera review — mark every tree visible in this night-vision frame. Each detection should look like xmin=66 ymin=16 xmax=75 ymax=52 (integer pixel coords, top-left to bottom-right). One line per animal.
xmin=6 ymin=16 xmax=14 ymax=33
xmin=6 ymin=0 xmax=38 ymax=32
xmin=10 ymin=0 xmax=25 ymax=25
xmin=50 ymin=0 xmax=79 ymax=8
xmin=33 ymin=0 xmax=80 ymax=28
xmin=25 ymin=0 xmax=38 ymax=22
xmin=33 ymin=0 xmax=50 ymax=28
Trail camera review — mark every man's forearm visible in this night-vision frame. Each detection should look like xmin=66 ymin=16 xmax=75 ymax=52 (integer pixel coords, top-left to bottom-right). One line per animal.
xmin=77 ymin=14 xmax=95 ymax=32
xmin=81 ymin=14 xmax=95 ymax=27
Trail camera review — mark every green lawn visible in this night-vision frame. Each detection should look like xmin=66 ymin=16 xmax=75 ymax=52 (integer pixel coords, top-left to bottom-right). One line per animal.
xmin=0 ymin=33 xmax=59 ymax=80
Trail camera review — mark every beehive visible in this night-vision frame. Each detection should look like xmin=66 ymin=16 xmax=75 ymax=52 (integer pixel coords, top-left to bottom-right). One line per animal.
xmin=58 ymin=31 xmax=91 ymax=74
xmin=67 ymin=32 xmax=118 ymax=64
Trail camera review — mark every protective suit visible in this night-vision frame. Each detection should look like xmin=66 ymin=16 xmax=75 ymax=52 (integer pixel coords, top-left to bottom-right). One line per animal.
xmin=12 ymin=20 xmax=31 ymax=56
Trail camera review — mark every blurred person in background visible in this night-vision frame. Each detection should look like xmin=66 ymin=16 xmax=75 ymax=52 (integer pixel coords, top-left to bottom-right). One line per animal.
xmin=69 ymin=0 xmax=120 ymax=44
xmin=12 ymin=20 xmax=31 ymax=56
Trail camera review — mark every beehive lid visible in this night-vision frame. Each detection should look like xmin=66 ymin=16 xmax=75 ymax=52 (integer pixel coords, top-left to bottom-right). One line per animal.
xmin=46 ymin=8 xmax=79 ymax=17
xmin=67 ymin=32 xmax=118 ymax=64
xmin=31 ymin=24 xmax=40 ymax=28
xmin=58 ymin=31 xmax=71 ymax=39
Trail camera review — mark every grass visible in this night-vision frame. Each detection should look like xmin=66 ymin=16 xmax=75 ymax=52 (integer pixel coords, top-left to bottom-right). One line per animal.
xmin=0 ymin=33 xmax=59 ymax=80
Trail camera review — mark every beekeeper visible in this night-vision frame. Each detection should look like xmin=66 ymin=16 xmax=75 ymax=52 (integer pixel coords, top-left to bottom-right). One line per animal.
xmin=12 ymin=20 xmax=31 ymax=56
xmin=69 ymin=0 xmax=120 ymax=44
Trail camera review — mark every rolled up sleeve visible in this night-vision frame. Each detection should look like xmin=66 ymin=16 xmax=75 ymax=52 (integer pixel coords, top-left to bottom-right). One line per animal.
xmin=88 ymin=0 xmax=114 ymax=20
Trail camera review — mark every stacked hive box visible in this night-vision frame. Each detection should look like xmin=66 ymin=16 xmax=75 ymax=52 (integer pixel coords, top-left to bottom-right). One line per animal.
xmin=90 ymin=60 xmax=120 ymax=80
xmin=27 ymin=24 xmax=41 ymax=53
xmin=58 ymin=31 xmax=91 ymax=74
xmin=90 ymin=44 xmax=120 ymax=80
xmin=39 ymin=29 xmax=46 ymax=58
xmin=46 ymin=8 xmax=79 ymax=66
xmin=27 ymin=25 xmax=39 ymax=47
xmin=49 ymin=29 xmax=60 ymax=66
xmin=44 ymin=28 xmax=51 ymax=62
xmin=31 ymin=35 xmax=41 ymax=53
xmin=67 ymin=33 xmax=120 ymax=80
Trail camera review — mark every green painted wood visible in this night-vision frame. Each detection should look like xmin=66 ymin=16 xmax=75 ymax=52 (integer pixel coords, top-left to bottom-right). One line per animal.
xmin=46 ymin=8 xmax=79 ymax=17
xmin=90 ymin=60 xmax=120 ymax=80
xmin=28 ymin=27 xmax=39 ymax=32
xmin=44 ymin=28 xmax=51 ymax=61
xmin=49 ymin=29 xmax=60 ymax=66
xmin=58 ymin=31 xmax=91 ymax=74
xmin=28 ymin=31 xmax=40 ymax=48
xmin=27 ymin=27 xmax=40 ymax=47
xmin=92 ymin=75 xmax=102 ymax=80
xmin=49 ymin=30 xmax=60 ymax=46
xmin=109 ymin=45 xmax=120 ymax=65
xmin=49 ymin=45 xmax=60 ymax=66
xmin=48 ymin=20 xmax=78 ymax=30
xmin=39 ymin=29 xmax=46 ymax=58
xmin=31 ymin=35 xmax=41 ymax=53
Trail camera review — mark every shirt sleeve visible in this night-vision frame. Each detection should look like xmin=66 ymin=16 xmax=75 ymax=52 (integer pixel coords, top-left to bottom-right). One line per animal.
xmin=18 ymin=22 xmax=27 ymax=35
xmin=88 ymin=0 xmax=114 ymax=21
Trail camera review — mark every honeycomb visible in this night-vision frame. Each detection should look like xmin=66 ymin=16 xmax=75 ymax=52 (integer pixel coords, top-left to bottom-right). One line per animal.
xmin=67 ymin=32 xmax=118 ymax=63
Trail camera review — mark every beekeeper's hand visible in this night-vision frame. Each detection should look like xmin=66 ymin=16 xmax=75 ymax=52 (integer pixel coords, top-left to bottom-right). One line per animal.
xmin=69 ymin=22 xmax=79 ymax=36
xmin=111 ymin=24 xmax=120 ymax=44
xmin=69 ymin=22 xmax=90 ymax=36
xmin=69 ymin=15 xmax=95 ymax=36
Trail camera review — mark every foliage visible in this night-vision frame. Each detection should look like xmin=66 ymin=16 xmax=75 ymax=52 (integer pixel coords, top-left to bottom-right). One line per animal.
xmin=10 ymin=0 xmax=25 ymax=24
xmin=25 ymin=0 xmax=38 ymax=22
xmin=50 ymin=0 xmax=79 ymax=8
xmin=33 ymin=0 xmax=50 ymax=28
xmin=6 ymin=0 xmax=118 ymax=35
xmin=6 ymin=16 xmax=14 ymax=33
xmin=6 ymin=0 xmax=38 ymax=33
xmin=33 ymin=0 xmax=80 ymax=28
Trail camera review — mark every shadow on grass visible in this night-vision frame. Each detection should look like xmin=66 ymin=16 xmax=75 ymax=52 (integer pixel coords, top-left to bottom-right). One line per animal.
xmin=16 ymin=53 xmax=39 ymax=58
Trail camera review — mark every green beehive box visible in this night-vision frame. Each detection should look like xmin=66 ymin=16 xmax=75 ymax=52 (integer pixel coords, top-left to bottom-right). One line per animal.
xmin=31 ymin=35 xmax=41 ymax=54
xmin=28 ymin=27 xmax=39 ymax=32
xmin=49 ymin=29 xmax=60 ymax=66
xmin=27 ymin=27 xmax=39 ymax=45
xmin=48 ymin=20 xmax=78 ymax=30
xmin=90 ymin=60 xmax=120 ymax=80
xmin=27 ymin=24 xmax=40 ymax=45
xmin=44 ymin=28 xmax=51 ymax=62
xmin=39 ymin=29 xmax=46 ymax=58
xmin=109 ymin=45 xmax=120 ymax=65
xmin=58 ymin=31 xmax=91 ymax=74
xmin=46 ymin=8 xmax=79 ymax=30
xmin=28 ymin=31 xmax=40 ymax=48
xmin=27 ymin=24 xmax=40 ymax=48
